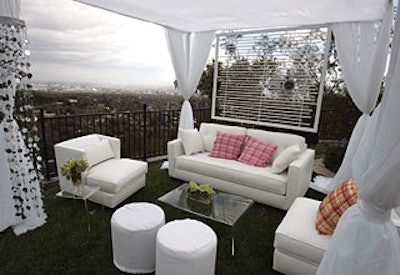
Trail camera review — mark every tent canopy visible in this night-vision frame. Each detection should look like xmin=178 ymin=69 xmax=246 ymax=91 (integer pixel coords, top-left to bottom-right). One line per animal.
xmin=74 ymin=0 xmax=388 ymax=32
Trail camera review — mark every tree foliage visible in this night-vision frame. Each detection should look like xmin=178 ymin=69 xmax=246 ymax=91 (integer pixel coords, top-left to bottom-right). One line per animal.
xmin=196 ymin=59 xmax=222 ymax=101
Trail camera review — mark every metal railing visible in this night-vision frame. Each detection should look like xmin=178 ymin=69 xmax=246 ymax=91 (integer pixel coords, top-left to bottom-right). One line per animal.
xmin=36 ymin=104 xmax=356 ymax=181
xmin=38 ymin=105 xmax=211 ymax=180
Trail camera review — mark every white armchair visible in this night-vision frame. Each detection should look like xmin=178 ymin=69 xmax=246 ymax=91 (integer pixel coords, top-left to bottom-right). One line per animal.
xmin=54 ymin=134 xmax=148 ymax=208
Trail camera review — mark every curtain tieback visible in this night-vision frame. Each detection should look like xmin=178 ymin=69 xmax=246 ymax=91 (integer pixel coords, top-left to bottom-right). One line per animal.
xmin=358 ymin=199 xmax=390 ymax=223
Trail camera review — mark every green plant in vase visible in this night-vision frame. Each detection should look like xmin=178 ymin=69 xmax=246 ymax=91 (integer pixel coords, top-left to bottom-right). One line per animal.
xmin=60 ymin=157 xmax=89 ymax=186
xmin=187 ymin=181 xmax=214 ymax=204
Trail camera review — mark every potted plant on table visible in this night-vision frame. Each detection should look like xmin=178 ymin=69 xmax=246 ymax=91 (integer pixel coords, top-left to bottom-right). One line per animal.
xmin=187 ymin=180 xmax=214 ymax=205
xmin=60 ymin=157 xmax=89 ymax=194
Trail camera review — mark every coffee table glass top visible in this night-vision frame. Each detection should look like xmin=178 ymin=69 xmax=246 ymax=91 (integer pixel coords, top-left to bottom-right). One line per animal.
xmin=158 ymin=183 xmax=254 ymax=226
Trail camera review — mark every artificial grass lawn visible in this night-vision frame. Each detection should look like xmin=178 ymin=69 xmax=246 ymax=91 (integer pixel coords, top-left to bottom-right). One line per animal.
xmin=0 ymin=162 xmax=325 ymax=275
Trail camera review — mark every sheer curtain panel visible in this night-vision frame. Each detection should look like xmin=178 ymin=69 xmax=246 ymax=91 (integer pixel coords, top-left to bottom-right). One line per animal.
xmin=317 ymin=3 xmax=400 ymax=274
xmin=166 ymin=29 xmax=214 ymax=132
xmin=313 ymin=3 xmax=392 ymax=193
xmin=0 ymin=0 xmax=21 ymax=18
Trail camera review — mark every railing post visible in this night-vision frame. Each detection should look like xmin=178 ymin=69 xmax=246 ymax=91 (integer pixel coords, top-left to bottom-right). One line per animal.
xmin=143 ymin=104 xmax=147 ymax=161
xmin=39 ymin=109 xmax=50 ymax=181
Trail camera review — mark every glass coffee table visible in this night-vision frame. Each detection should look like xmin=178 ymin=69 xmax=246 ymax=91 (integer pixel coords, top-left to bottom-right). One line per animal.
xmin=158 ymin=183 xmax=254 ymax=255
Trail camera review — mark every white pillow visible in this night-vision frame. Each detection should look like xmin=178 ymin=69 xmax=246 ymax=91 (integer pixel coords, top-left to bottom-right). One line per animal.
xmin=271 ymin=144 xmax=302 ymax=173
xmin=179 ymin=128 xmax=204 ymax=155
xmin=83 ymin=139 xmax=115 ymax=167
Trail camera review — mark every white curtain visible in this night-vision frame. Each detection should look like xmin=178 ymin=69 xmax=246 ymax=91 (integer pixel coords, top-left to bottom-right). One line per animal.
xmin=317 ymin=4 xmax=400 ymax=274
xmin=0 ymin=0 xmax=21 ymax=18
xmin=165 ymin=28 xmax=214 ymax=132
xmin=313 ymin=3 xmax=392 ymax=193
xmin=0 ymin=0 xmax=47 ymax=235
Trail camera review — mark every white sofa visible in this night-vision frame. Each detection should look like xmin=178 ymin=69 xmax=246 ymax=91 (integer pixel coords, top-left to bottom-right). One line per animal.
xmin=54 ymin=134 xmax=148 ymax=208
xmin=167 ymin=123 xmax=315 ymax=210
xmin=273 ymin=197 xmax=400 ymax=275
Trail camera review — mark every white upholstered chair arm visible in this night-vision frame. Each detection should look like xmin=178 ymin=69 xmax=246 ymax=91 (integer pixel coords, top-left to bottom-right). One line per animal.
xmin=284 ymin=148 xmax=315 ymax=210
xmin=54 ymin=145 xmax=86 ymax=191
xmin=167 ymin=139 xmax=184 ymax=177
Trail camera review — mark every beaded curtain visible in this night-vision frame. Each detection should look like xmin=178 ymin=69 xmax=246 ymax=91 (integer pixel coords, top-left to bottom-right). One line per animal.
xmin=0 ymin=16 xmax=46 ymax=235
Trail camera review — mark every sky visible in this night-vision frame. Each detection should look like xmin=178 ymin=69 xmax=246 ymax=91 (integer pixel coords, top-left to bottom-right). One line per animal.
xmin=21 ymin=0 xmax=176 ymax=87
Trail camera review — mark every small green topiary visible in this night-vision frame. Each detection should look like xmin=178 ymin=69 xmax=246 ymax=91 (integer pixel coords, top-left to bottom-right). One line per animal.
xmin=188 ymin=181 xmax=214 ymax=195
xmin=60 ymin=157 xmax=89 ymax=184
xmin=187 ymin=181 xmax=214 ymax=204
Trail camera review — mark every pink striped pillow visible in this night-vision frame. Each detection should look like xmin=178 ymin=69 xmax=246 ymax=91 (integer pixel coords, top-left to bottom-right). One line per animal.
xmin=238 ymin=136 xmax=277 ymax=167
xmin=209 ymin=131 xmax=246 ymax=160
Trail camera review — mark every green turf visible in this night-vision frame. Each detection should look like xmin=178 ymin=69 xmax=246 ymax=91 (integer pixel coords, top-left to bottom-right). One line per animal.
xmin=0 ymin=162 xmax=325 ymax=275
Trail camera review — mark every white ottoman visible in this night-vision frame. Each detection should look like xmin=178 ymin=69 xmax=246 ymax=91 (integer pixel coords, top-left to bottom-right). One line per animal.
xmin=111 ymin=202 xmax=165 ymax=274
xmin=156 ymin=219 xmax=217 ymax=275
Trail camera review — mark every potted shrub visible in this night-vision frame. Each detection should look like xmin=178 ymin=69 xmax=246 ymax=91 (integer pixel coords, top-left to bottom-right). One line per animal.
xmin=187 ymin=180 xmax=214 ymax=205
xmin=60 ymin=157 xmax=89 ymax=186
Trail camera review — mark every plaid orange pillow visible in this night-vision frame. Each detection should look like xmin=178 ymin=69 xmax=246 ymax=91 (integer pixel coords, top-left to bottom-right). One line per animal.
xmin=315 ymin=178 xmax=358 ymax=235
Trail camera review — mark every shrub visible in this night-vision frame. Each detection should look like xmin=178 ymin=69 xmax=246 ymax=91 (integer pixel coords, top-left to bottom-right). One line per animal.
xmin=324 ymin=143 xmax=346 ymax=172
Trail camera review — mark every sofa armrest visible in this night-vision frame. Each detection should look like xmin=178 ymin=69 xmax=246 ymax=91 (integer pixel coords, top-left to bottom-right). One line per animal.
xmin=97 ymin=134 xmax=121 ymax=159
xmin=167 ymin=139 xmax=184 ymax=177
xmin=284 ymin=148 xmax=315 ymax=210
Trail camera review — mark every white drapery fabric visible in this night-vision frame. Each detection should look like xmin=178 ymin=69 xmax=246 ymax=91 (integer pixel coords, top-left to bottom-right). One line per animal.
xmin=0 ymin=0 xmax=47 ymax=235
xmin=312 ymin=3 xmax=392 ymax=193
xmin=74 ymin=0 xmax=388 ymax=33
xmin=317 ymin=4 xmax=400 ymax=274
xmin=165 ymin=29 xmax=214 ymax=132
xmin=0 ymin=0 xmax=21 ymax=18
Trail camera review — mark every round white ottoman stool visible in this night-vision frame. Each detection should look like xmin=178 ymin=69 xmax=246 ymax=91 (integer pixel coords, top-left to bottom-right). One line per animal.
xmin=111 ymin=202 xmax=165 ymax=274
xmin=156 ymin=219 xmax=217 ymax=275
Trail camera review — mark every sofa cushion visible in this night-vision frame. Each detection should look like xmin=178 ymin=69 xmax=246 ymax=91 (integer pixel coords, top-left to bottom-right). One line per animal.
xmin=238 ymin=136 xmax=277 ymax=167
xmin=246 ymin=129 xmax=306 ymax=161
xmin=83 ymin=139 xmax=115 ymax=167
xmin=175 ymin=153 xmax=287 ymax=195
xmin=271 ymin=144 xmax=302 ymax=173
xmin=86 ymin=159 xmax=148 ymax=193
xmin=274 ymin=197 xmax=330 ymax=265
xmin=209 ymin=131 xmax=246 ymax=160
xmin=179 ymin=128 xmax=204 ymax=155
xmin=199 ymin=123 xmax=247 ymax=152
xmin=315 ymin=178 xmax=358 ymax=235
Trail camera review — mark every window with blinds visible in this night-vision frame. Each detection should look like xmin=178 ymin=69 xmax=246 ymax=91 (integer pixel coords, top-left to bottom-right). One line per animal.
xmin=212 ymin=27 xmax=331 ymax=133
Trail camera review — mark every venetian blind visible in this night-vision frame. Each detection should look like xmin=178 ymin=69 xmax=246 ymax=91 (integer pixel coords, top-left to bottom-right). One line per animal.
xmin=212 ymin=27 xmax=331 ymax=132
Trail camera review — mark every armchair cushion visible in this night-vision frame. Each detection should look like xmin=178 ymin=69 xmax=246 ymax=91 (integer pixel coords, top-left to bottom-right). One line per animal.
xmin=86 ymin=159 xmax=148 ymax=194
xmin=83 ymin=139 xmax=115 ymax=167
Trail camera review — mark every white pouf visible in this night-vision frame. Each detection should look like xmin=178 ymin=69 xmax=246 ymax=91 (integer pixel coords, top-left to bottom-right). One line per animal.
xmin=156 ymin=219 xmax=217 ymax=275
xmin=111 ymin=202 xmax=165 ymax=274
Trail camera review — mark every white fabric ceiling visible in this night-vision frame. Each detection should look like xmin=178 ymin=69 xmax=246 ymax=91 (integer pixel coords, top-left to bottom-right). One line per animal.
xmin=74 ymin=0 xmax=388 ymax=32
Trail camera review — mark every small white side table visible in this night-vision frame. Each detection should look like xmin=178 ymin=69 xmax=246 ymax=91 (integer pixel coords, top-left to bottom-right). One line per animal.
xmin=56 ymin=185 xmax=100 ymax=232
